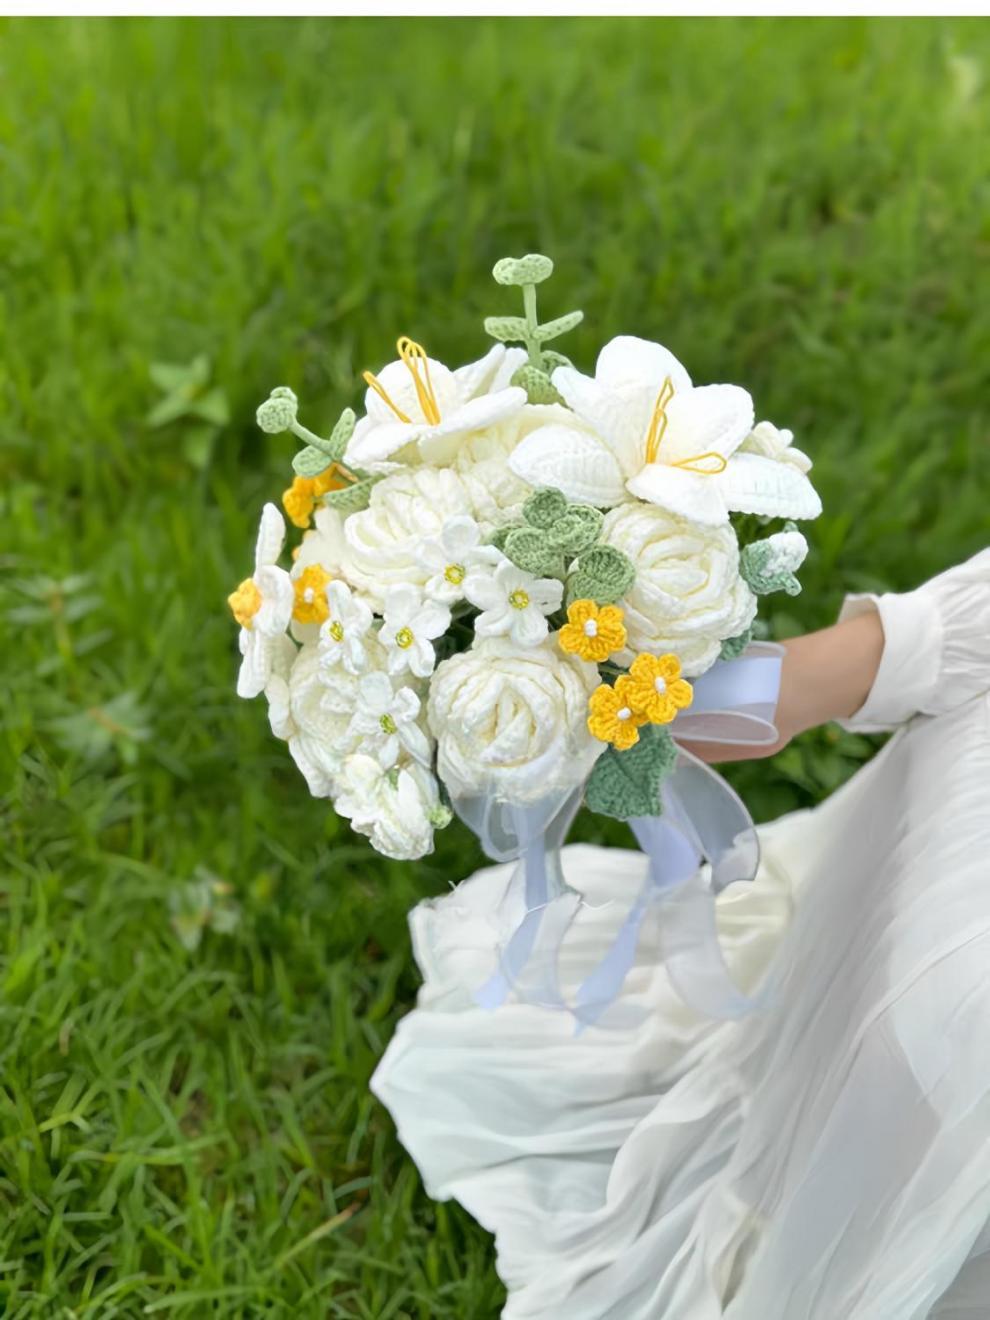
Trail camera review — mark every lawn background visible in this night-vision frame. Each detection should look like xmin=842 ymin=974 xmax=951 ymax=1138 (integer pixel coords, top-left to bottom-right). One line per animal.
xmin=2 ymin=14 xmax=989 ymax=1316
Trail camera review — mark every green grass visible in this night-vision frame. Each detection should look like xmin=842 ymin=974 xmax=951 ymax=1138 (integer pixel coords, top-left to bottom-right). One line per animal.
xmin=2 ymin=14 xmax=989 ymax=1316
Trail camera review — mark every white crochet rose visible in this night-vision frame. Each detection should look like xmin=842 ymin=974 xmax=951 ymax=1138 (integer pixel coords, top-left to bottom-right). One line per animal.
xmin=267 ymin=639 xmax=386 ymax=796
xmin=601 ymin=503 xmax=757 ymax=676
xmin=334 ymin=755 xmax=446 ymax=860
xmin=427 ymin=637 xmax=602 ymax=804
xmin=328 ymin=467 xmax=479 ymax=611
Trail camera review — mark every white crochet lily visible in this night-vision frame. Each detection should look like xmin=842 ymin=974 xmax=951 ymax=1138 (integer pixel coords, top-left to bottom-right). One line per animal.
xmin=345 ymin=342 xmax=527 ymax=473
xmin=348 ymin=672 xmax=431 ymax=769
xmin=415 ymin=515 xmax=502 ymax=604
xmin=508 ymin=335 xmax=822 ymax=526
xmin=228 ymin=503 xmax=296 ymax=698
xmin=380 ymin=584 xmax=451 ymax=679
xmin=317 ymin=580 xmax=374 ymax=675
xmin=464 ymin=559 xmax=564 ymax=647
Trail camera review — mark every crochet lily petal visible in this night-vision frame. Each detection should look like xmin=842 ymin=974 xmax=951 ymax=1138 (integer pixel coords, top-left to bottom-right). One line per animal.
xmin=717 ymin=451 xmax=823 ymax=520
xmin=594 ymin=334 xmax=693 ymax=394
xmin=626 ymin=462 xmax=730 ymax=527
xmin=509 ymin=423 xmax=628 ymax=507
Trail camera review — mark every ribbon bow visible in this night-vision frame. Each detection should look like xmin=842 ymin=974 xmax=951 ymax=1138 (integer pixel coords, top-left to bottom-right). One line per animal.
xmin=452 ymin=642 xmax=785 ymax=1033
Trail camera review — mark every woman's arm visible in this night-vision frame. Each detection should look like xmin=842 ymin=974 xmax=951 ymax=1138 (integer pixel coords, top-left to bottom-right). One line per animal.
xmin=679 ymin=608 xmax=886 ymax=764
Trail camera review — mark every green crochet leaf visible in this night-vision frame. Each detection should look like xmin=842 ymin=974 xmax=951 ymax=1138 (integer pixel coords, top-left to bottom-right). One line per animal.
xmin=585 ymin=726 xmax=677 ymax=821
xmin=483 ymin=315 xmax=530 ymax=343
xmin=719 ymin=627 xmax=754 ymax=661
xmin=490 ymin=524 xmax=519 ymax=553
xmin=568 ymin=546 xmax=635 ymax=605
xmin=502 ymin=527 xmax=565 ymax=579
xmin=522 ymin=487 xmax=568 ymax=530
xmin=325 ymin=407 xmax=357 ymax=461
xmin=540 ymin=349 xmax=572 ymax=371
xmin=546 ymin=505 xmax=603 ymax=555
xmin=534 ymin=310 xmax=584 ymax=343
xmin=510 ymin=363 xmax=563 ymax=405
xmin=292 ymin=445 xmax=334 ymax=478
xmin=492 ymin=254 xmax=554 ymax=286
xmin=321 ymin=476 xmax=380 ymax=515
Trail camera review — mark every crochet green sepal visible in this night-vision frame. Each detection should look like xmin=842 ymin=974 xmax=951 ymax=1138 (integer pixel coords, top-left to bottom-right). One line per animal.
xmin=740 ymin=522 xmax=807 ymax=597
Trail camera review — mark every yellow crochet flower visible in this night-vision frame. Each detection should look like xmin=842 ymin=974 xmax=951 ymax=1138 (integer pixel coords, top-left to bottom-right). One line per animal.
xmin=558 ymin=599 xmax=627 ymax=663
xmin=282 ymin=468 xmax=348 ymax=529
xmin=587 ymin=676 xmax=647 ymax=750
xmin=292 ymin=564 xmax=332 ymax=625
xmin=625 ymin=652 xmax=693 ymax=725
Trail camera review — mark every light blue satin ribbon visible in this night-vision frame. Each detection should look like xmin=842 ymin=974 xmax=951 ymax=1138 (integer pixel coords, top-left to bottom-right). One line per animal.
xmin=461 ymin=644 xmax=784 ymax=1031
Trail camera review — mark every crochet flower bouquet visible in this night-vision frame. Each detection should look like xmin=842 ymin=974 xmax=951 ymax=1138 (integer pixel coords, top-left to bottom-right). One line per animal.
xmin=231 ymin=254 xmax=821 ymax=1025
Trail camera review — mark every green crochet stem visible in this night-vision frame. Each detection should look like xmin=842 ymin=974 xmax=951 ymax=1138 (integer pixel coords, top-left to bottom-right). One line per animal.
xmin=522 ymin=283 xmax=541 ymax=368
xmin=484 ymin=253 xmax=584 ymax=403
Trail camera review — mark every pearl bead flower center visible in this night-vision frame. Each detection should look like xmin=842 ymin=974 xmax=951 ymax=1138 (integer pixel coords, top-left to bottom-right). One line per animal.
xmin=654 ymin=676 xmax=667 ymax=695
xmin=583 ymin=619 xmax=598 ymax=637
xmin=617 ymin=706 xmax=632 ymax=721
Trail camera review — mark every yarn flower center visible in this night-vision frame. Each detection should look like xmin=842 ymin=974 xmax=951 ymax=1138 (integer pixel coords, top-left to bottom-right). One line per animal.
xmin=228 ymin=578 xmax=262 ymax=629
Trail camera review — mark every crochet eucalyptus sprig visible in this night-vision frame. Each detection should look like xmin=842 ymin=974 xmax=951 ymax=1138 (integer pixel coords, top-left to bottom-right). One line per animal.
xmin=484 ymin=254 xmax=584 ymax=404
xmin=492 ymin=487 xmax=635 ymax=605
xmin=255 ymin=387 xmax=381 ymax=514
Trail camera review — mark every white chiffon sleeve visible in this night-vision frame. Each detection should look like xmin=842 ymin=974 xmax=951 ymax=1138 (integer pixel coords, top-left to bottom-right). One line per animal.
xmin=837 ymin=548 xmax=990 ymax=733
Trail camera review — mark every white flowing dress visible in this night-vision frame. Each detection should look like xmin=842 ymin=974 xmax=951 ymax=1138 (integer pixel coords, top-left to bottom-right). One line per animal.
xmin=371 ymin=551 xmax=990 ymax=1319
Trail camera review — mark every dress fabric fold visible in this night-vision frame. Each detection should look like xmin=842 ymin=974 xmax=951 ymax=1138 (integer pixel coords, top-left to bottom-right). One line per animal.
xmin=372 ymin=552 xmax=990 ymax=1319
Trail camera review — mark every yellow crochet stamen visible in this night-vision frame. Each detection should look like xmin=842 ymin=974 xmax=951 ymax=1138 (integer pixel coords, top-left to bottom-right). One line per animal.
xmin=673 ymin=452 xmax=728 ymax=475
xmin=361 ymin=336 xmax=442 ymax=427
xmin=643 ymin=376 xmax=729 ymax=476
xmin=362 ymin=369 xmax=412 ymax=423
xmin=644 ymin=377 xmax=675 ymax=465
xmin=397 ymin=337 xmax=441 ymax=425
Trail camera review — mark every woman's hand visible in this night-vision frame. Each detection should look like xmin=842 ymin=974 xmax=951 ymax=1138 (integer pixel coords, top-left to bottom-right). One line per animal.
xmin=677 ymin=608 xmax=886 ymax=764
